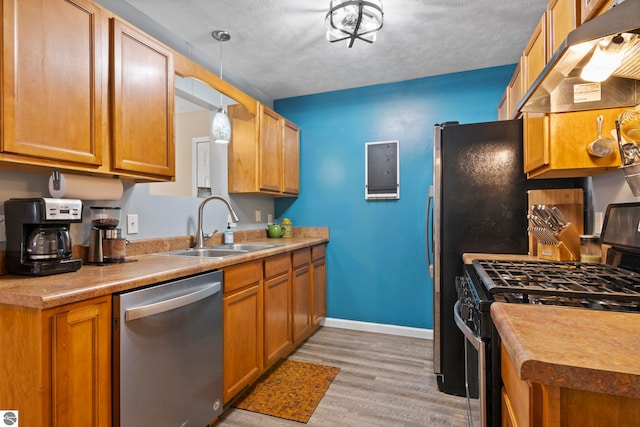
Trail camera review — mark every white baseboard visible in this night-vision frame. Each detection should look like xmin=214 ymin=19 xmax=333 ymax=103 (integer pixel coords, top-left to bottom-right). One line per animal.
xmin=320 ymin=317 xmax=433 ymax=340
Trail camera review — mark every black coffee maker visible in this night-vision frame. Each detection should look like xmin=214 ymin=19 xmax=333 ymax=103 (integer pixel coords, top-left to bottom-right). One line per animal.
xmin=4 ymin=198 xmax=83 ymax=276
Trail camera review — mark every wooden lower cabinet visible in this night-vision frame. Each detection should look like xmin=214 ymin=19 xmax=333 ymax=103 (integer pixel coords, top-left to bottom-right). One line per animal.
xmin=0 ymin=296 xmax=111 ymax=427
xmin=221 ymin=245 xmax=327 ymax=403
xmin=263 ymin=253 xmax=292 ymax=368
xmin=291 ymin=248 xmax=313 ymax=346
xmin=52 ymin=298 xmax=111 ymax=426
xmin=501 ymin=343 xmax=640 ymax=426
xmin=311 ymin=244 xmax=327 ymax=325
xmin=222 ymin=260 xmax=263 ymax=403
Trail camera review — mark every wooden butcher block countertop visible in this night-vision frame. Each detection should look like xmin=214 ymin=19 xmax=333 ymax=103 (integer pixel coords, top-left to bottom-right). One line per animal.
xmin=492 ymin=302 xmax=640 ymax=399
xmin=0 ymin=229 xmax=328 ymax=309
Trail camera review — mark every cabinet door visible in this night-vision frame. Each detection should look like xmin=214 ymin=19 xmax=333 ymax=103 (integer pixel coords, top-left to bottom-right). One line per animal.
xmin=51 ymin=297 xmax=111 ymax=427
xmin=258 ymin=105 xmax=282 ymax=192
xmin=312 ymin=258 xmax=326 ymax=325
xmin=581 ymin=0 xmax=614 ymax=23
xmin=264 ymin=273 xmax=292 ymax=367
xmin=523 ymin=113 xmax=549 ymax=173
xmin=502 ymin=388 xmax=518 ymax=427
xmin=227 ymin=103 xmax=259 ymax=193
xmin=223 ymin=284 xmax=263 ymax=403
xmin=498 ymin=89 xmax=509 ymax=121
xmin=523 ymin=13 xmax=546 ymax=93
xmin=548 ymin=0 xmax=579 ymax=57
xmin=292 ymin=264 xmax=312 ymax=345
xmin=507 ymin=60 xmax=523 ymax=119
xmin=1 ymin=0 xmax=104 ymax=165
xmin=282 ymin=119 xmax=300 ymax=195
xmin=110 ymin=18 xmax=175 ymax=178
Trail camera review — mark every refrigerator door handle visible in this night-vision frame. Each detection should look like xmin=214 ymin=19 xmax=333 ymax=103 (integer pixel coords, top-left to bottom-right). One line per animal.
xmin=427 ymin=185 xmax=434 ymax=278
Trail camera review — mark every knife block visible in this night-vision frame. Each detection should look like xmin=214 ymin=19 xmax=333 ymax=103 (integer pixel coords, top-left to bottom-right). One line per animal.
xmin=536 ymin=223 xmax=581 ymax=261
xmin=537 ymin=242 xmax=577 ymax=261
xmin=527 ymin=189 xmax=584 ymax=257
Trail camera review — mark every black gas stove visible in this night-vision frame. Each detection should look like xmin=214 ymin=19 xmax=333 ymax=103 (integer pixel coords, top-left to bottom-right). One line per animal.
xmin=474 ymin=259 xmax=640 ymax=308
xmin=456 ymin=202 xmax=640 ymax=427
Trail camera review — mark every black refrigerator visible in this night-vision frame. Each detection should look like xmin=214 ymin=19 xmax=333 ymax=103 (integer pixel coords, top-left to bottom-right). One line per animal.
xmin=428 ymin=119 xmax=585 ymax=396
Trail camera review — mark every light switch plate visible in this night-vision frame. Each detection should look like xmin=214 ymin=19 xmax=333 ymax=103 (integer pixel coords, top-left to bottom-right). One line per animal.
xmin=127 ymin=214 xmax=139 ymax=234
xmin=255 ymin=209 xmax=261 ymax=222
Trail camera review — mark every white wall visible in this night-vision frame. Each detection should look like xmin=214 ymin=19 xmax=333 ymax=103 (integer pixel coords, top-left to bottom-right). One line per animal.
xmin=591 ymin=170 xmax=639 ymax=211
xmin=0 ymin=167 xmax=275 ymax=250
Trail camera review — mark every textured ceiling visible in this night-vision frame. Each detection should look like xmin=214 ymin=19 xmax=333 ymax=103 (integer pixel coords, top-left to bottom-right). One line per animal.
xmin=126 ymin=0 xmax=549 ymax=101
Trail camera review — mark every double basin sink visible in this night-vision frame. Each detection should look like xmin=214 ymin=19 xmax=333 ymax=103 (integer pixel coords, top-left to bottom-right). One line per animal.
xmin=157 ymin=244 xmax=283 ymax=259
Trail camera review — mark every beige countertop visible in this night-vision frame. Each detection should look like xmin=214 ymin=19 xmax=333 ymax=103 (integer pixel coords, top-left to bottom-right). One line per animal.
xmin=0 ymin=229 xmax=328 ymax=309
xmin=492 ymin=302 xmax=640 ymax=399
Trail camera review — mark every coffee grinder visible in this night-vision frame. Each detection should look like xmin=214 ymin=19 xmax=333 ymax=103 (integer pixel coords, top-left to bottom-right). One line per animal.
xmin=87 ymin=207 xmax=126 ymax=264
xmin=4 ymin=198 xmax=83 ymax=276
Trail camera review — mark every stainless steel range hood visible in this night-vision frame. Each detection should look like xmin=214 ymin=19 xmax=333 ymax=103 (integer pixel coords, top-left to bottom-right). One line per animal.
xmin=517 ymin=0 xmax=640 ymax=114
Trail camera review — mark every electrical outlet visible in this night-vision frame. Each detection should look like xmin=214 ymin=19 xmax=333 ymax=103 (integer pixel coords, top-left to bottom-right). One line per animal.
xmin=255 ymin=209 xmax=261 ymax=222
xmin=267 ymin=213 xmax=273 ymax=224
xmin=127 ymin=214 xmax=139 ymax=234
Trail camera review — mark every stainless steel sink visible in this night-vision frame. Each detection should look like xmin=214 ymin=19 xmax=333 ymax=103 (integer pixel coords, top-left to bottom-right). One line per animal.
xmin=208 ymin=244 xmax=283 ymax=252
xmin=156 ymin=248 xmax=248 ymax=258
xmin=155 ymin=244 xmax=283 ymax=258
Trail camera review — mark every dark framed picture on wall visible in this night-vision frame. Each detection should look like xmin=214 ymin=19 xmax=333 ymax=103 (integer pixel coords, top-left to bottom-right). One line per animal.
xmin=365 ymin=140 xmax=399 ymax=200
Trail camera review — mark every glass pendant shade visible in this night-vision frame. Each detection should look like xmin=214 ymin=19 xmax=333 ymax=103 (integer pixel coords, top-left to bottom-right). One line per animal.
xmin=212 ymin=107 xmax=231 ymax=144
xmin=325 ymin=0 xmax=383 ymax=47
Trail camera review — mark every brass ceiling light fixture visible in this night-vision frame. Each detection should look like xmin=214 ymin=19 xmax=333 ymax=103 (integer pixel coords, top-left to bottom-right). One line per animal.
xmin=325 ymin=0 xmax=383 ymax=48
xmin=211 ymin=30 xmax=231 ymax=144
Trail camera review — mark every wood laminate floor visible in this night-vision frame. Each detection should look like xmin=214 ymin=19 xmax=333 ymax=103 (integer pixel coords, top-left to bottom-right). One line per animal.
xmin=217 ymin=326 xmax=476 ymax=427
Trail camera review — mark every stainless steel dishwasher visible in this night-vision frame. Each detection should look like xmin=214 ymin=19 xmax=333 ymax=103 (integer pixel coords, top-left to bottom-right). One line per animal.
xmin=113 ymin=270 xmax=223 ymax=426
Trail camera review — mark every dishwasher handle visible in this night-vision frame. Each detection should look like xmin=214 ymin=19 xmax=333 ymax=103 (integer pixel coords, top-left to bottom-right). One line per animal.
xmin=125 ymin=281 xmax=221 ymax=321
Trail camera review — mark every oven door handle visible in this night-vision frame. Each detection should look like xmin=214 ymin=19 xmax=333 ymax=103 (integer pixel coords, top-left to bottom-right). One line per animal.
xmin=453 ymin=301 xmax=481 ymax=350
xmin=454 ymin=300 xmax=487 ymax=427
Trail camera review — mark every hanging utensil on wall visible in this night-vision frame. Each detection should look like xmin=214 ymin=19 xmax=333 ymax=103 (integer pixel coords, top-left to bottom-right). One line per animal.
xmin=587 ymin=115 xmax=616 ymax=158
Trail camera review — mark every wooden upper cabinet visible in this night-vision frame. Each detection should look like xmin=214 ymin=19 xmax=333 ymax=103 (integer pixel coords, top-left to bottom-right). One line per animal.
xmin=507 ymin=60 xmax=524 ymax=120
xmin=110 ymin=18 xmax=175 ymax=178
xmin=282 ymin=119 xmax=300 ymax=195
xmin=523 ymin=12 xmax=547 ymax=94
xmin=526 ymin=108 xmax=624 ymax=178
xmin=548 ymin=0 xmax=580 ymax=57
xmin=498 ymin=89 xmax=509 ymax=121
xmin=228 ymin=102 xmax=300 ymax=196
xmin=523 ymin=113 xmax=549 ymax=173
xmin=580 ymin=0 xmax=615 ymax=24
xmin=258 ymin=105 xmax=282 ymax=192
xmin=1 ymin=0 xmax=104 ymax=166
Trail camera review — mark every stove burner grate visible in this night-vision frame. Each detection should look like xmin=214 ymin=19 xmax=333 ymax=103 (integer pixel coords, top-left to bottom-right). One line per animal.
xmin=473 ymin=259 xmax=640 ymax=303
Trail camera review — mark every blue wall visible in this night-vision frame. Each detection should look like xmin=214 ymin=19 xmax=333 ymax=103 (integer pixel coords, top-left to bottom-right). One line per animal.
xmin=274 ymin=65 xmax=515 ymax=329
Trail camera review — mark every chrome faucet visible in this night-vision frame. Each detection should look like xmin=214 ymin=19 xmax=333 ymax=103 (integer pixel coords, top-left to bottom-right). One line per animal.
xmin=195 ymin=195 xmax=240 ymax=249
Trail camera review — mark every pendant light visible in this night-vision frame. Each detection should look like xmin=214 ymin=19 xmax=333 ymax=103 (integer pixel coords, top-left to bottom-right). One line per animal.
xmin=211 ymin=30 xmax=231 ymax=144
